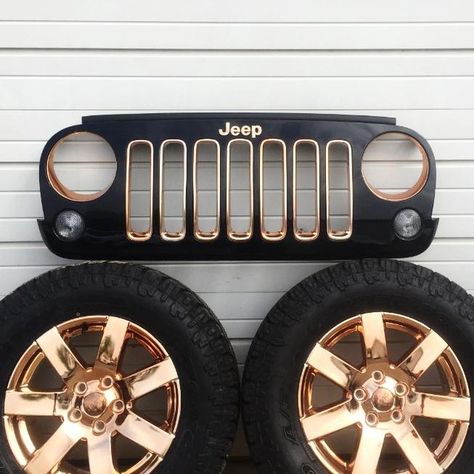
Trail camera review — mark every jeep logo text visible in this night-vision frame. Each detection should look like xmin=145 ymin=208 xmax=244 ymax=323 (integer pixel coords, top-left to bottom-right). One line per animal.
xmin=218 ymin=122 xmax=262 ymax=138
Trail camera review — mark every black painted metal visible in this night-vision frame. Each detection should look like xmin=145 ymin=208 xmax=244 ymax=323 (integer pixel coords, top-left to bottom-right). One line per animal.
xmin=38 ymin=113 xmax=437 ymax=261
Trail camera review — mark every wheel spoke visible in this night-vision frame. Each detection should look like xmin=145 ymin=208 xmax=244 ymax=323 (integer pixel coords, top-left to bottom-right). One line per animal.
xmin=124 ymin=357 xmax=178 ymax=400
xmin=399 ymin=331 xmax=447 ymax=380
xmin=413 ymin=392 xmax=471 ymax=421
xmin=352 ymin=428 xmax=385 ymax=474
xmin=36 ymin=327 xmax=85 ymax=384
xmin=24 ymin=422 xmax=81 ymax=474
xmin=96 ymin=316 xmax=129 ymax=372
xmin=4 ymin=389 xmax=60 ymax=416
xmin=306 ymin=343 xmax=358 ymax=389
xmin=88 ymin=434 xmax=117 ymax=474
xmin=394 ymin=424 xmax=442 ymax=474
xmin=117 ymin=412 xmax=175 ymax=457
xmin=361 ymin=312 xmax=388 ymax=362
xmin=301 ymin=401 xmax=355 ymax=441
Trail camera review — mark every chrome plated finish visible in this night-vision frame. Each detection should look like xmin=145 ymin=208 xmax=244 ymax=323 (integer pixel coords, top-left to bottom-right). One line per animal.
xmin=293 ymin=139 xmax=320 ymax=241
xmin=4 ymin=315 xmax=181 ymax=473
xmin=193 ymin=139 xmax=221 ymax=241
xmin=260 ymin=139 xmax=287 ymax=241
xmin=160 ymin=139 xmax=187 ymax=241
xmin=298 ymin=312 xmax=470 ymax=474
xmin=326 ymin=140 xmax=353 ymax=241
xmin=226 ymin=139 xmax=254 ymax=241
xmin=353 ymin=388 xmax=367 ymax=402
xmin=126 ymin=140 xmax=154 ymax=242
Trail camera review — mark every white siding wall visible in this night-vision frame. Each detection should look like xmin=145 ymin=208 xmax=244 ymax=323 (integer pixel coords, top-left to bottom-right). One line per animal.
xmin=2 ymin=0 xmax=474 ymax=398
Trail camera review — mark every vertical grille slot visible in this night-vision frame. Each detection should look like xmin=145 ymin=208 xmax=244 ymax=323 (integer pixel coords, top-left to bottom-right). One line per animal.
xmin=326 ymin=140 xmax=353 ymax=240
xmin=160 ymin=140 xmax=187 ymax=241
xmin=293 ymin=140 xmax=320 ymax=241
xmin=193 ymin=139 xmax=220 ymax=241
xmin=125 ymin=140 xmax=153 ymax=242
xmin=226 ymin=139 xmax=253 ymax=241
xmin=260 ymin=139 xmax=287 ymax=241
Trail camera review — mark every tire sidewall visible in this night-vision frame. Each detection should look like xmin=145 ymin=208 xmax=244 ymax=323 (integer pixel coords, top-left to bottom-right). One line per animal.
xmin=247 ymin=275 xmax=474 ymax=474
xmin=0 ymin=266 xmax=236 ymax=473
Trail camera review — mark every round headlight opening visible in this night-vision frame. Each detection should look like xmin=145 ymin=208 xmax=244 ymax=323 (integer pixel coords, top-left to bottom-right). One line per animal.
xmin=393 ymin=209 xmax=422 ymax=241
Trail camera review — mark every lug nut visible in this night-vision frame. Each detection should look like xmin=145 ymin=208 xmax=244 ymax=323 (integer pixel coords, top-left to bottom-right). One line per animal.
xmin=372 ymin=370 xmax=385 ymax=384
xmin=69 ymin=408 xmax=83 ymax=423
xmin=354 ymin=388 xmax=367 ymax=402
xmin=391 ymin=409 xmax=404 ymax=423
xmin=395 ymin=383 xmax=408 ymax=397
xmin=101 ymin=375 xmax=114 ymax=390
xmin=93 ymin=420 xmax=106 ymax=435
xmin=126 ymin=401 xmax=133 ymax=411
xmin=366 ymin=412 xmax=379 ymax=427
xmin=112 ymin=399 xmax=125 ymax=414
xmin=74 ymin=381 xmax=88 ymax=396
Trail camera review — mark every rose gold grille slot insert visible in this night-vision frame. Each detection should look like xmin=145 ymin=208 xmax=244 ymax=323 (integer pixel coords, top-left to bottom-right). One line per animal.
xmin=160 ymin=140 xmax=187 ymax=241
xmin=193 ymin=139 xmax=220 ymax=241
xmin=260 ymin=139 xmax=287 ymax=241
xmin=226 ymin=139 xmax=254 ymax=241
xmin=326 ymin=140 xmax=353 ymax=241
xmin=293 ymin=140 xmax=320 ymax=241
xmin=125 ymin=140 xmax=154 ymax=242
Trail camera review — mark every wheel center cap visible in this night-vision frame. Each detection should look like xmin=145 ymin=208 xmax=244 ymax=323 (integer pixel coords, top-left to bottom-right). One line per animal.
xmin=83 ymin=392 xmax=107 ymax=417
xmin=372 ymin=387 xmax=395 ymax=412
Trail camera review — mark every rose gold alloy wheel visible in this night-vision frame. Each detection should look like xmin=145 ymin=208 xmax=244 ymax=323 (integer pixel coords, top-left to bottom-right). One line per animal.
xmin=298 ymin=312 xmax=470 ymax=474
xmin=3 ymin=315 xmax=181 ymax=473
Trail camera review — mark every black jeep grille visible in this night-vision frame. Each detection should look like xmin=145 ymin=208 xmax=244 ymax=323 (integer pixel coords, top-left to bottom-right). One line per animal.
xmin=38 ymin=113 xmax=437 ymax=261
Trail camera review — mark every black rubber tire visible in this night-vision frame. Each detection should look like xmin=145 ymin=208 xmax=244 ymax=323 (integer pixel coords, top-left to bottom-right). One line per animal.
xmin=242 ymin=258 xmax=474 ymax=474
xmin=0 ymin=262 xmax=239 ymax=474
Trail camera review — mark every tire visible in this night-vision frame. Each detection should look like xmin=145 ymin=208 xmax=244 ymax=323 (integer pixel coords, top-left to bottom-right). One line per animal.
xmin=242 ymin=258 xmax=474 ymax=474
xmin=0 ymin=262 xmax=239 ymax=474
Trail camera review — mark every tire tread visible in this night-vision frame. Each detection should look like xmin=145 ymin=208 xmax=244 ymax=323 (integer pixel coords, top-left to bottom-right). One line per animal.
xmin=0 ymin=262 xmax=239 ymax=474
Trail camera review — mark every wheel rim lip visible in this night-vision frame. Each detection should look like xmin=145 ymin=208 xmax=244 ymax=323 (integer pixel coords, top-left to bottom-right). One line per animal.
xmin=4 ymin=314 xmax=181 ymax=474
xmin=297 ymin=311 xmax=471 ymax=474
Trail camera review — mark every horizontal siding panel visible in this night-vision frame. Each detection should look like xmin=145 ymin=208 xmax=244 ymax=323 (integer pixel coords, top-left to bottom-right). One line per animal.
xmin=1 ymin=23 xmax=474 ymax=50
xmin=221 ymin=320 xmax=260 ymax=339
xmin=2 ymin=1 xmax=473 ymax=22
xmin=0 ymin=220 xmax=42 ymax=242
xmin=2 ymin=78 xmax=474 ymax=110
xmin=423 ymin=216 xmax=474 ymax=238
xmin=2 ymin=51 xmax=474 ymax=77
xmin=1 ymin=261 xmax=474 ymax=299
xmin=231 ymin=341 xmax=251 ymax=366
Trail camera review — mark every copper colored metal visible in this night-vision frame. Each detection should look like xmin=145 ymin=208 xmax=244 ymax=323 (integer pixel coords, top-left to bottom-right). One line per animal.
xmin=46 ymin=132 xmax=116 ymax=203
xmin=193 ymin=139 xmax=221 ymax=241
xmin=125 ymin=140 xmax=154 ymax=242
xmin=362 ymin=133 xmax=430 ymax=202
xmin=298 ymin=312 xmax=470 ymax=474
xmin=226 ymin=139 xmax=254 ymax=241
xmin=326 ymin=140 xmax=353 ymax=241
xmin=292 ymin=139 xmax=320 ymax=241
xmin=259 ymin=139 xmax=288 ymax=241
xmin=3 ymin=315 xmax=181 ymax=473
xmin=160 ymin=139 xmax=187 ymax=242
